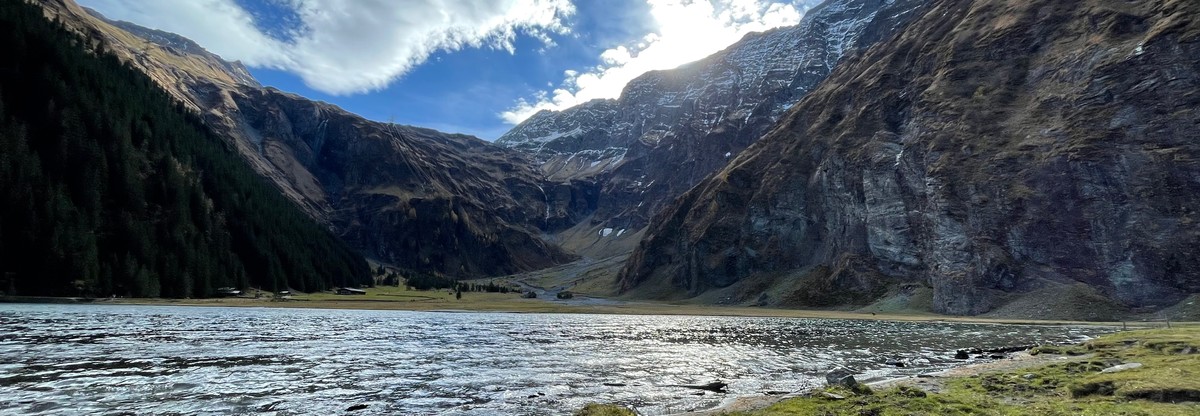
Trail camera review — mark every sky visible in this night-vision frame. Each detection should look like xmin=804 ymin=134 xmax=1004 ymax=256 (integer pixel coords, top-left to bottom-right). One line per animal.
xmin=78 ymin=0 xmax=823 ymax=140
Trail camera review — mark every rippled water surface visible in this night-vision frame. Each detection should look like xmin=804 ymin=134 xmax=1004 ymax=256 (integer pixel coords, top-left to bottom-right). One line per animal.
xmin=0 ymin=304 xmax=1108 ymax=415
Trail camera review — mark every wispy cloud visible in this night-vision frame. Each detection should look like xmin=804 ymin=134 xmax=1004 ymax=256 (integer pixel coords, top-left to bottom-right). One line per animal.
xmin=81 ymin=0 xmax=575 ymax=95
xmin=500 ymin=0 xmax=815 ymax=125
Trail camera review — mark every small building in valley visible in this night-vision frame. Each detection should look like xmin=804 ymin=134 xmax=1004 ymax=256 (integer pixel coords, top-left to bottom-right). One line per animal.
xmin=336 ymin=287 xmax=367 ymax=295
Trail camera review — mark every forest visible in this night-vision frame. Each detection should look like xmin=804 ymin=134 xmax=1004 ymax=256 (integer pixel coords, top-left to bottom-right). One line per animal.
xmin=0 ymin=1 xmax=371 ymax=298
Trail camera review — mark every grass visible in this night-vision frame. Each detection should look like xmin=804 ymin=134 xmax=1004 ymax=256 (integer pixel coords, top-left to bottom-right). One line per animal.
xmin=27 ymin=284 xmax=1177 ymax=328
xmin=83 ymin=285 xmax=1172 ymax=328
xmin=1069 ymin=329 xmax=1200 ymax=403
xmin=123 ymin=286 xmax=598 ymax=313
xmin=723 ymin=327 xmax=1200 ymax=415
xmin=574 ymin=403 xmax=636 ymax=416
xmin=491 ymin=255 xmax=629 ymax=298
xmin=93 ymin=287 xmax=1135 ymax=324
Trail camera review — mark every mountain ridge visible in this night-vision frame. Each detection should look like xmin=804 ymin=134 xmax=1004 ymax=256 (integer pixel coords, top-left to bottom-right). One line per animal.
xmin=46 ymin=0 xmax=932 ymax=279
xmin=40 ymin=0 xmax=584 ymax=278
xmin=496 ymin=0 xmax=929 ymax=259
xmin=37 ymin=0 xmax=1200 ymax=319
xmin=619 ymin=0 xmax=1200 ymax=319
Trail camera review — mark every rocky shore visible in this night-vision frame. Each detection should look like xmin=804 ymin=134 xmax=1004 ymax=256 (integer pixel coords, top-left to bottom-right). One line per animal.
xmin=579 ymin=326 xmax=1200 ymax=416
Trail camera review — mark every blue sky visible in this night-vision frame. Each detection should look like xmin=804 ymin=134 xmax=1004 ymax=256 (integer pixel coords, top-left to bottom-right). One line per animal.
xmin=79 ymin=0 xmax=820 ymax=140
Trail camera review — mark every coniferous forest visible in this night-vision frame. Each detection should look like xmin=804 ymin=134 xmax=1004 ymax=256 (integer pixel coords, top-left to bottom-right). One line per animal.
xmin=0 ymin=1 xmax=371 ymax=298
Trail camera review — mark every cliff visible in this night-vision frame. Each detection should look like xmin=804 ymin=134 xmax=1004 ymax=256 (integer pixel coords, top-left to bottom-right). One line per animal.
xmin=497 ymin=0 xmax=929 ymax=256
xmin=620 ymin=0 xmax=1200 ymax=318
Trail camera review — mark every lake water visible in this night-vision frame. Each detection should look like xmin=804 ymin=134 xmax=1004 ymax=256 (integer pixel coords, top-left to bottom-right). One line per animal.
xmin=0 ymin=304 xmax=1107 ymax=415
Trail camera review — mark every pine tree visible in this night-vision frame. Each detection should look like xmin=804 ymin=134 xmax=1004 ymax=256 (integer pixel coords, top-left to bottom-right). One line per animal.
xmin=0 ymin=1 xmax=370 ymax=298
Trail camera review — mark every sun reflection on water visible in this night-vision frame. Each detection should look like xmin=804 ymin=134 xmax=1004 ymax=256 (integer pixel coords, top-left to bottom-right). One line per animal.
xmin=0 ymin=304 xmax=1106 ymax=415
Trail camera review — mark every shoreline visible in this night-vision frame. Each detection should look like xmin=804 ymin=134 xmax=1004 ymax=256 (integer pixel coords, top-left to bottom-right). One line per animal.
xmin=0 ymin=294 xmax=1147 ymax=327
xmin=8 ymin=296 xmax=1194 ymax=415
xmin=677 ymin=350 xmax=1090 ymax=415
xmin=684 ymin=327 xmax=1200 ymax=416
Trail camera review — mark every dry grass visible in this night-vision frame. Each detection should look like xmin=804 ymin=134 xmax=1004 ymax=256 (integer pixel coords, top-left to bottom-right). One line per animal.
xmin=574 ymin=403 xmax=636 ymax=416
xmin=90 ymin=286 xmax=1162 ymax=327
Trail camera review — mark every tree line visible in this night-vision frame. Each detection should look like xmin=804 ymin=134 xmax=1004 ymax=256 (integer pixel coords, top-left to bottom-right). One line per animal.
xmin=0 ymin=1 xmax=371 ymax=297
xmin=377 ymin=267 xmax=513 ymax=294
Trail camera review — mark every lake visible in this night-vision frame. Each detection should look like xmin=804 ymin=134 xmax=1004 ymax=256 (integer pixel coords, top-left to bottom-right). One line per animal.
xmin=0 ymin=304 xmax=1108 ymax=415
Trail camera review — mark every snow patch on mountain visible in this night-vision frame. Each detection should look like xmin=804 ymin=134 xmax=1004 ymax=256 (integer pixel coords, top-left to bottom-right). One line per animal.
xmin=498 ymin=0 xmax=924 ymax=170
xmin=495 ymin=0 xmax=928 ymax=234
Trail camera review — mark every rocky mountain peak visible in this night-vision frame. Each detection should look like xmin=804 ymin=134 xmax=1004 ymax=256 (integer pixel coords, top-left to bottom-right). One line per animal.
xmin=497 ymin=99 xmax=620 ymax=159
xmin=619 ymin=0 xmax=1200 ymax=319
xmin=497 ymin=0 xmax=929 ymax=255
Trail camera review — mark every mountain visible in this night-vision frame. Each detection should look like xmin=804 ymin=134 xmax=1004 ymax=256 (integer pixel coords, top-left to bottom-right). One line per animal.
xmin=84 ymin=8 xmax=261 ymax=89
xmin=220 ymin=87 xmax=579 ymax=276
xmin=41 ymin=0 xmax=936 ymax=280
xmin=41 ymin=0 xmax=1197 ymax=318
xmin=619 ymin=0 xmax=1200 ymax=319
xmin=0 ymin=0 xmax=370 ymax=297
xmin=41 ymin=0 xmax=585 ymax=278
xmin=497 ymin=0 xmax=929 ymax=256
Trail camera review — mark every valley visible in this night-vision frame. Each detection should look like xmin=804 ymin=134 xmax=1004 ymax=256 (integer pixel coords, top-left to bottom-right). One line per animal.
xmin=15 ymin=0 xmax=1199 ymax=321
xmin=2 ymin=0 xmax=1199 ymax=413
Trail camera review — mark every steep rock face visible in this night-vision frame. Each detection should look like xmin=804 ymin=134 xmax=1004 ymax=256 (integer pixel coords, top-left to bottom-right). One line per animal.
xmin=499 ymin=100 xmax=623 ymax=181
xmin=498 ymin=0 xmax=928 ymax=240
xmin=620 ymin=0 xmax=1200 ymax=316
xmin=43 ymin=0 xmax=582 ymax=277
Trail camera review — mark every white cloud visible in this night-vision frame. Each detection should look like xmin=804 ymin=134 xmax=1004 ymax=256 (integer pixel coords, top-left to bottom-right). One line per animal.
xmin=500 ymin=0 xmax=810 ymax=125
xmin=82 ymin=0 xmax=288 ymax=65
xmin=80 ymin=0 xmax=575 ymax=95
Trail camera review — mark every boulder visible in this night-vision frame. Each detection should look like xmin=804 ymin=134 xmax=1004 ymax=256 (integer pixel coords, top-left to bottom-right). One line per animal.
xmin=1100 ymin=363 xmax=1143 ymax=373
xmin=825 ymin=369 xmax=858 ymax=389
xmin=985 ymin=345 xmax=1035 ymax=354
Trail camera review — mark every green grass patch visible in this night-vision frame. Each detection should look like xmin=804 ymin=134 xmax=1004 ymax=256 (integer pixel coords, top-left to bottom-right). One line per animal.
xmin=1067 ymin=328 xmax=1200 ymax=403
xmin=744 ymin=385 xmax=994 ymax=416
xmin=574 ymin=403 xmax=636 ymax=416
xmin=727 ymin=327 xmax=1200 ymax=415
